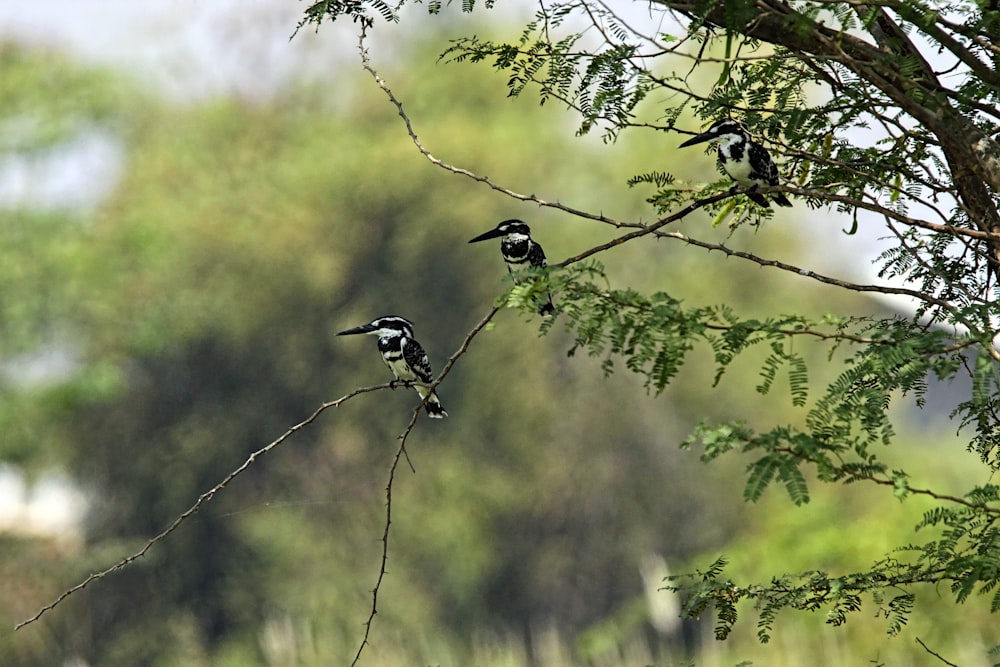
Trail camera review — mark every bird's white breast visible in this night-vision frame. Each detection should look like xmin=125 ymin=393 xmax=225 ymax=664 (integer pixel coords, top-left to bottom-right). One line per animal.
xmin=719 ymin=136 xmax=754 ymax=184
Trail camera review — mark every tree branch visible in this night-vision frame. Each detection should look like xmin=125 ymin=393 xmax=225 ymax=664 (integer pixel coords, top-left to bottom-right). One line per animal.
xmin=357 ymin=26 xmax=636 ymax=232
xmin=15 ymin=381 xmax=399 ymax=631
xmin=916 ymin=636 xmax=961 ymax=667
xmin=350 ymin=406 xmax=420 ymax=667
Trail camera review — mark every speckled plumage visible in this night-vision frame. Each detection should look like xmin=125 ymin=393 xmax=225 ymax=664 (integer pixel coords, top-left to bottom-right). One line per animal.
xmin=337 ymin=316 xmax=447 ymax=418
xmin=679 ymin=119 xmax=792 ymax=208
xmin=469 ymin=219 xmax=555 ymax=315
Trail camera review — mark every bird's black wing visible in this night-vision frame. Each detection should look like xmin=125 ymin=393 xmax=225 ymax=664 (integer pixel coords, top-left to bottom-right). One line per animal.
xmin=402 ymin=337 xmax=434 ymax=384
xmin=748 ymin=143 xmax=792 ymax=206
xmin=748 ymin=143 xmax=780 ymax=186
xmin=526 ymin=241 xmax=548 ymax=269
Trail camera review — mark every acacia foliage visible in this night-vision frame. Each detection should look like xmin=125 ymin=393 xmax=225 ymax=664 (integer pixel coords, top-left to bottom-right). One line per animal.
xmin=303 ymin=0 xmax=1000 ymax=653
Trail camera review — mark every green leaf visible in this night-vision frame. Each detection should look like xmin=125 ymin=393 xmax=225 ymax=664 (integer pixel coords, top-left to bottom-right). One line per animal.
xmin=745 ymin=456 xmax=779 ymax=502
xmin=777 ymin=458 xmax=810 ymax=505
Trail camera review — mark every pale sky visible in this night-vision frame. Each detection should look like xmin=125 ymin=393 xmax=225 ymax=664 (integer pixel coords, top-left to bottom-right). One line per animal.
xmin=0 ymin=0 xmax=353 ymax=99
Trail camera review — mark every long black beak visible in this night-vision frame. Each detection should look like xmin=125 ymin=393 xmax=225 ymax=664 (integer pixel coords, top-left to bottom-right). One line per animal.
xmin=678 ymin=132 xmax=713 ymax=148
xmin=468 ymin=227 xmax=506 ymax=243
xmin=336 ymin=323 xmax=376 ymax=336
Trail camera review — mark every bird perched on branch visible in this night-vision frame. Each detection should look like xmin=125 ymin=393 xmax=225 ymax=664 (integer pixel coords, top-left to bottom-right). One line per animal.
xmin=337 ymin=315 xmax=447 ymax=418
xmin=679 ymin=119 xmax=792 ymax=208
xmin=468 ymin=219 xmax=555 ymax=315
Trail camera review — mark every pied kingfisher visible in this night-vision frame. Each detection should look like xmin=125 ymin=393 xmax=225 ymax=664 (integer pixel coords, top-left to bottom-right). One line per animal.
xmin=468 ymin=219 xmax=555 ymax=316
xmin=336 ymin=315 xmax=448 ymax=418
xmin=679 ymin=119 xmax=792 ymax=208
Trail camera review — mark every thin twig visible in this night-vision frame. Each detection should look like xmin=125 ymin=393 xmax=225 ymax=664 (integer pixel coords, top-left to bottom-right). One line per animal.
xmin=349 ymin=304 xmax=501 ymax=666
xmin=436 ymin=306 xmax=502 ymax=384
xmin=648 ymin=229 xmax=966 ymax=316
xmin=554 ymin=188 xmax=742 ymax=266
xmin=15 ymin=381 xmax=397 ymax=631
xmin=769 ymin=444 xmax=1000 ymax=516
xmin=915 ymin=636 xmax=960 ymax=667
xmin=357 ymin=26 xmax=637 ymax=231
xmin=350 ymin=406 xmax=420 ymax=667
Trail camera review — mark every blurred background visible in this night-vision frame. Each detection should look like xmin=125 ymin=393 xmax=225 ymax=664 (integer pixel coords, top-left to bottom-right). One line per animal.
xmin=0 ymin=1 xmax=993 ymax=665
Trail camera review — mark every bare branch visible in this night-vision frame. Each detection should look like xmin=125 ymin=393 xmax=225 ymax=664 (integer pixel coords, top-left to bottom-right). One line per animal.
xmin=555 ymin=189 xmax=740 ymax=265
xmin=15 ymin=381 xmax=398 ymax=631
xmin=350 ymin=406 xmax=420 ymax=667
xmin=357 ymin=25 xmax=638 ymax=231
xmin=916 ymin=636 xmax=962 ymax=666
xmin=652 ymin=228 xmax=966 ymax=317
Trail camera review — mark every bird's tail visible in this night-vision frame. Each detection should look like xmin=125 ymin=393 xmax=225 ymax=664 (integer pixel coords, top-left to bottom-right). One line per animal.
xmin=746 ymin=190 xmax=771 ymax=207
xmin=415 ymin=386 xmax=448 ymax=418
xmin=537 ymin=293 xmax=555 ymax=316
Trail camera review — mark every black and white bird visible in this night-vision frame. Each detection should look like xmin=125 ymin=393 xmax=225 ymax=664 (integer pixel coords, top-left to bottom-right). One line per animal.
xmin=337 ymin=315 xmax=448 ymax=418
xmin=468 ymin=219 xmax=555 ymax=316
xmin=678 ymin=119 xmax=792 ymax=208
